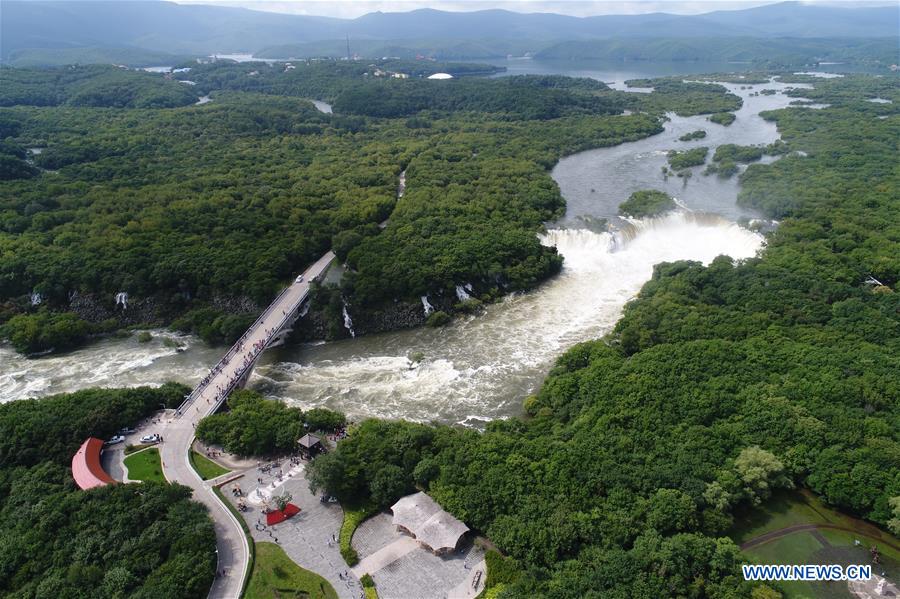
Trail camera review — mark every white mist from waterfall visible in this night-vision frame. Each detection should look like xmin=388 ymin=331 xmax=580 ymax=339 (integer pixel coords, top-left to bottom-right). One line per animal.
xmin=253 ymin=212 xmax=762 ymax=425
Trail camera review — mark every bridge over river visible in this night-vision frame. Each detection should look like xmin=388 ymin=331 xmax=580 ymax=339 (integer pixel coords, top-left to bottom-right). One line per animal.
xmin=158 ymin=251 xmax=335 ymax=598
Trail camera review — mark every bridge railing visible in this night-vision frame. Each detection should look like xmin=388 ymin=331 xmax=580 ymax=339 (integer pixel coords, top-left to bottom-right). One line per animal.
xmin=203 ymin=286 xmax=316 ymax=415
xmin=175 ymin=286 xmax=293 ymax=417
xmin=175 ymin=253 xmax=335 ymax=418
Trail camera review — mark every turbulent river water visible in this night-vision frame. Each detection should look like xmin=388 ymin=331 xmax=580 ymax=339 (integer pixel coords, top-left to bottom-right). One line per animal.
xmin=1 ymin=69 xmax=814 ymax=425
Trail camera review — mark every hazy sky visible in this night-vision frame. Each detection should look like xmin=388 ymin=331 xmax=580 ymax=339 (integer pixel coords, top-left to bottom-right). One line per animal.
xmin=173 ymin=1 xmax=867 ymax=19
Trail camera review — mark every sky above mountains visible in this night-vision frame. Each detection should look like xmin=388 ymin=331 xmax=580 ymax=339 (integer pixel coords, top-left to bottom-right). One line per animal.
xmin=173 ymin=1 xmax=884 ymax=19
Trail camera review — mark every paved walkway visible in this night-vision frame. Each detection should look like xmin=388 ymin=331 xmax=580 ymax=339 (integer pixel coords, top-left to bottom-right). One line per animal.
xmin=223 ymin=461 xmax=360 ymax=599
xmin=351 ymin=537 xmax=420 ymax=579
xmin=157 ymin=252 xmax=335 ymax=598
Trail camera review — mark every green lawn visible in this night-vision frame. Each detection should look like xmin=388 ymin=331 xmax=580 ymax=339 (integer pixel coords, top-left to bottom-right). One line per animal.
xmin=245 ymin=542 xmax=338 ymax=599
xmin=731 ymin=489 xmax=865 ymax=544
xmin=190 ymin=450 xmax=230 ymax=480
xmin=123 ymin=447 xmax=166 ymax=483
xmin=733 ymin=490 xmax=900 ymax=599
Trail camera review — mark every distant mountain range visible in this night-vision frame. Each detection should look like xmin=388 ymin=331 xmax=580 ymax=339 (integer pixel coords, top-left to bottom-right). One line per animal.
xmin=2 ymin=1 xmax=898 ymax=64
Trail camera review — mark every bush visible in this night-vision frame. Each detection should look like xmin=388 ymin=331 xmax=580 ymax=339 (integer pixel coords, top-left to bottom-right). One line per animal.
xmin=137 ymin=331 xmax=153 ymax=343
xmin=426 ymin=311 xmax=451 ymax=327
xmin=339 ymin=505 xmax=376 ymax=567
xmin=1 ymin=311 xmax=91 ymax=354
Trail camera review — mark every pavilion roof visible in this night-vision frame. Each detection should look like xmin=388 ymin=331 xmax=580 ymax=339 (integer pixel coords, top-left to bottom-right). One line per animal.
xmin=297 ymin=433 xmax=323 ymax=448
xmin=391 ymin=491 xmax=469 ymax=552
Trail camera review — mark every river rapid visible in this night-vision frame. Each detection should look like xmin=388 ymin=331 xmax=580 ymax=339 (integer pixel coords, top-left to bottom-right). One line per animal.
xmin=1 ymin=71 xmax=812 ymax=425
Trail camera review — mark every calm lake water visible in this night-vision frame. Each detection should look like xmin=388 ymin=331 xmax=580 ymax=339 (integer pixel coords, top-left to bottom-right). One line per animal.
xmin=1 ymin=63 xmax=817 ymax=425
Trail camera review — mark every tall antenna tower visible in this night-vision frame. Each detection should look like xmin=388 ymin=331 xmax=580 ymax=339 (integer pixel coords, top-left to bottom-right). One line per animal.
xmin=346 ymin=34 xmax=351 ymax=60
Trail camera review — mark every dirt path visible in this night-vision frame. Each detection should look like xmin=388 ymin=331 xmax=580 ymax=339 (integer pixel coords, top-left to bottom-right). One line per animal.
xmin=741 ymin=523 xmax=900 ymax=552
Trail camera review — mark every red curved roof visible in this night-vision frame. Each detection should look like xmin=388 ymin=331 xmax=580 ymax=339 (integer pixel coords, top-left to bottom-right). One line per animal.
xmin=72 ymin=437 xmax=115 ymax=490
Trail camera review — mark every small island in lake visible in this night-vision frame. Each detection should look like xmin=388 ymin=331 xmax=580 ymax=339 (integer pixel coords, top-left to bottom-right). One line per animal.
xmin=618 ymin=189 xmax=677 ymax=218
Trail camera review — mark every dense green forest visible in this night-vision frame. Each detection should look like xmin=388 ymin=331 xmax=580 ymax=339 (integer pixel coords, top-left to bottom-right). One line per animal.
xmin=0 ymin=61 xmax=742 ymax=353
xmin=0 ymin=384 xmax=217 ymax=597
xmin=305 ymin=74 xmax=900 ymax=597
xmin=0 ymin=65 xmax=198 ymax=108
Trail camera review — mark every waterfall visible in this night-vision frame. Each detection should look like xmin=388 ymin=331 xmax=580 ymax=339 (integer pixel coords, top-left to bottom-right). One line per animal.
xmin=455 ymin=285 xmax=472 ymax=301
xmin=398 ymin=169 xmax=407 ymax=198
xmin=30 ymin=292 xmax=43 ymax=306
xmin=342 ymin=301 xmax=356 ymax=338
xmin=421 ymin=295 xmax=434 ymax=316
xmin=115 ymin=291 xmax=129 ymax=310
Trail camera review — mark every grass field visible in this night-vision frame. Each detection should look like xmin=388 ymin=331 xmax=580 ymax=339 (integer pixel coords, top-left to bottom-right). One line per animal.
xmin=190 ymin=450 xmax=231 ymax=480
xmin=245 ymin=542 xmax=338 ymax=599
xmin=732 ymin=490 xmax=900 ymax=599
xmin=122 ymin=447 xmax=166 ymax=483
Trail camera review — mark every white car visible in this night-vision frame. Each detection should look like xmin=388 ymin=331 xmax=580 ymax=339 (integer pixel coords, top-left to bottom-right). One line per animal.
xmin=105 ymin=435 xmax=125 ymax=445
xmin=140 ymin=434 xmax=161 ymax=444
xmin=295 ymin=275 xmax=304 ymax=283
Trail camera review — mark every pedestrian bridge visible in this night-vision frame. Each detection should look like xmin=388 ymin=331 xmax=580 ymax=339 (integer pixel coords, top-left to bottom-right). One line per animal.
xmin=176 ymin=251 xmax=336 ymax=419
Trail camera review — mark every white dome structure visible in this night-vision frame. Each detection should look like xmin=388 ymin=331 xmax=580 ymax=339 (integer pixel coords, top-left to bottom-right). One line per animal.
xmin=427 ymin=72 xmax=454 ymax=80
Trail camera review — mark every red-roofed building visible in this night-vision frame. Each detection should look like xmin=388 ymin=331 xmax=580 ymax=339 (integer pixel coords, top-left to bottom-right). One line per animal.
xmin=72 ymin=437 xmax=116 ymax=490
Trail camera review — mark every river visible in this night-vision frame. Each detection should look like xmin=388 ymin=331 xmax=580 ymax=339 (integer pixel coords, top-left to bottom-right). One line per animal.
xmin=0 ymin=68 xmax=813 ymax=425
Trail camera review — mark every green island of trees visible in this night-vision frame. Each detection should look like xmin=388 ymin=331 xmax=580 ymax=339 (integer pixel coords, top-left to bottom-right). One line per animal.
xmin=679 ymin=129 xmax=707 ymax=141
xmin=0 ymin=384 xmax=217 ymax=596
xmin=0 ymin=60 xmax=748 ymax=354
xmin=617 ymin=189 xmax=677 ymax=218
xmin=303 ymin=73 xmax=899 ymax=597
xmin=709 ymin=111 xmax=737 ymax=126
xmin=667 ymin=145 xmax=709 ymax=170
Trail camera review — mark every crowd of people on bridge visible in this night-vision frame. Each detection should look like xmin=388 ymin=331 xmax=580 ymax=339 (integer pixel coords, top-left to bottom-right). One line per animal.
xmin=179 ymin=315 xmax=295 ymax=416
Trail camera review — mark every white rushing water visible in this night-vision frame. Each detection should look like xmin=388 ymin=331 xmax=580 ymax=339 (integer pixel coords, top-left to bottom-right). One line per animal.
xmin=2 ymin=73 xmax=805 ymax=424
xmin=253 ymin=212 xmax=761 ymax=425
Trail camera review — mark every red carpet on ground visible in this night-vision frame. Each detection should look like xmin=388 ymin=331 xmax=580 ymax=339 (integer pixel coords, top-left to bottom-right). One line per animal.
xmin=266 ymin=503 xmax=300 ymax=526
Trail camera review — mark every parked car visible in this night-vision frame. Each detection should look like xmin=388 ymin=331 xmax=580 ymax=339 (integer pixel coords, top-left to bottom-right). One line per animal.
xmin=105 ymin=435 xmax=125 ymax=445
xmin=140 ymin=434 xmax=161 ymax=444
xmin=118 ymin=427 xmax=136 ymax=435
xmin=295 ymin=274 xmax=304 ymax=283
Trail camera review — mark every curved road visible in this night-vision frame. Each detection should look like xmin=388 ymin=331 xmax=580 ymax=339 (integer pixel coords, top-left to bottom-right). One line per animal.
xmin=159 ymin=252 xmax=336 ymax=598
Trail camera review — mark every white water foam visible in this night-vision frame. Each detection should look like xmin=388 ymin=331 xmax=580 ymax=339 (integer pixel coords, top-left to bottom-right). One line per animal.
xmin=253 ymin=212 xmax=763 ymax=424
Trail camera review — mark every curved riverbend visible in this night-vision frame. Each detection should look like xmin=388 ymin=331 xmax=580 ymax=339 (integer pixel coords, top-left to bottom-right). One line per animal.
xmin=1 ymin=77 xmax=810 ymax=426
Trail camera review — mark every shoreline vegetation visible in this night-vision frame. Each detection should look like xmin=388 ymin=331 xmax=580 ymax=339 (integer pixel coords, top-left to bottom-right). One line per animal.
xmin=302 ymin=72 xmax=899 ymax=597
xmin=0 ymin=59 xmax=746 ymax=356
